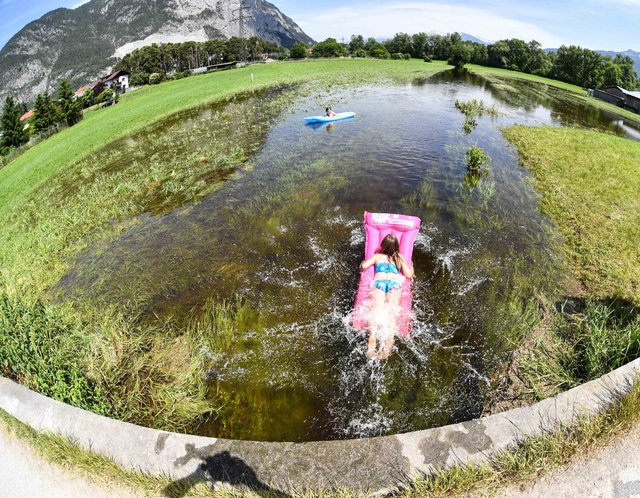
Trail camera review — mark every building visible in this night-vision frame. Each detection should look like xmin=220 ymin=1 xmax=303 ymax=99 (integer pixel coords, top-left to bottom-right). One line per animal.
xmin=593 ymin=85 xmax=640 ymax=114
xmin=19 ymin=111 xmax=34 ymax=122
xmin=101 ymin=70 xmax=129 ymax=93
xmin=74 ymin=82 xmax=105 ymax=99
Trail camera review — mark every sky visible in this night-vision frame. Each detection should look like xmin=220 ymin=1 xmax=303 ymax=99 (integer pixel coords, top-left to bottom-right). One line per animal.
xmin=1 ymin=0 xmax=639 ymax=53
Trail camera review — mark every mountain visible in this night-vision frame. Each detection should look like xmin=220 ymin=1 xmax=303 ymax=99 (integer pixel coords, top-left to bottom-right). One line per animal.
xmin=0 ymin=0 xmax=313 ymax=104
xmin=596 ymin=49 xmax=640 ymax=75
xmin=460 ymin=33 xmax=491 ymax=45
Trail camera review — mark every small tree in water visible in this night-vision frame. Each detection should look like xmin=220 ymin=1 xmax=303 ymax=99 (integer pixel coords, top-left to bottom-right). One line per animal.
xmin=466 ymin=145 xmax=491 ymax=174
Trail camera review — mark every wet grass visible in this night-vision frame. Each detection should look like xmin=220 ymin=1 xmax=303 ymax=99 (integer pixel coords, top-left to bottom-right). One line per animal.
xmin=455 ymin=99 xmax=500 ymax=133
xmin=468 ymin=64 xmax=640 ymax=125
xmin=2 ymin=87 xmax=293 ymax=298
xmin=503 ymin=126 xmax=640 ymax=305
xmin=0 ymin=291 xmax=255 ymax=433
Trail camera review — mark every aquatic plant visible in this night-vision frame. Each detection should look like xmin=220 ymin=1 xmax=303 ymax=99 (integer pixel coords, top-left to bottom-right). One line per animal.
xmin=466 ymin=145 xmax=491 ymax=174
xmin=455 ymin=98 xmax=500 ymax=134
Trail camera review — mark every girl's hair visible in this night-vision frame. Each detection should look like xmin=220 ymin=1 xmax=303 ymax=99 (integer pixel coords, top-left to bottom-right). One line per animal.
xmin=379 ymin=234 xmax=401 ymax=269
xmin=326 ymin=107 xmax=331 ymax=112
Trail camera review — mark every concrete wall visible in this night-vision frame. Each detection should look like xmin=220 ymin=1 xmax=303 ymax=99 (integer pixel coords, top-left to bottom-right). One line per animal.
xmin=1 ymin=358 xmax=640 ymax=494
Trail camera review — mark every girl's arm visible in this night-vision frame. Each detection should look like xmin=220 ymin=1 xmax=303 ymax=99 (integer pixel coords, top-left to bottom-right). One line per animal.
xmin=360 ymin=254 xmax=379 ymax=271
xmin=398 ymin=254 xmax=414 ymax=279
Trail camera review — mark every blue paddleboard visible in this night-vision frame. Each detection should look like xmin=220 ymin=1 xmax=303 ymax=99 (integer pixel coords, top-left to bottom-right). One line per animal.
xmin=304 ymin=112 xmax=356 ymax=124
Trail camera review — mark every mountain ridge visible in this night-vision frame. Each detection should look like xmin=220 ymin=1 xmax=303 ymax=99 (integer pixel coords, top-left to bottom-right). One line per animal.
xmin=0 ymin=0 xmax=313 ymax=104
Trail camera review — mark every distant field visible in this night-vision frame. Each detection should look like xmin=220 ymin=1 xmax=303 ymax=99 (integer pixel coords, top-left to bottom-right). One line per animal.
xmin=0 ymin=59 xmax=451 ymax=213
xmin=468 ymin=64 xmax=640 ymax=125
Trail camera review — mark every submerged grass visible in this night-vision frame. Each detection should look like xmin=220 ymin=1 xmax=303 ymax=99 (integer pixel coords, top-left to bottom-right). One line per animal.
xmin=468 ymin=64 xmax=640 ymax=125
xmin=0 ymin=292 xmax=255 ymax=432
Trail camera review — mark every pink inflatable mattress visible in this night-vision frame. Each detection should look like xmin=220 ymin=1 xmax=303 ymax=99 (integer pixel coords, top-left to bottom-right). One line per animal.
xmin=352 ymin=211 xmax=421 ymax=337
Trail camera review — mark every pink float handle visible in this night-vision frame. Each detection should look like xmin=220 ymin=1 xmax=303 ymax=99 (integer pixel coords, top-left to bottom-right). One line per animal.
xmin=352 ymin=211 xmax=421 ymax=337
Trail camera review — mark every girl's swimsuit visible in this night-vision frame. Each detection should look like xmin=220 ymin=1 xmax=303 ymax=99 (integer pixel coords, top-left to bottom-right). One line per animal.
xmin=373 ymin=260 xmax=402 ymax=293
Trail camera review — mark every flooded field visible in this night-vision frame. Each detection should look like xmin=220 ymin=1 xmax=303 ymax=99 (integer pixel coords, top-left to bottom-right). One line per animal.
xmin=54 ymin=70 xmax=640 ymax=441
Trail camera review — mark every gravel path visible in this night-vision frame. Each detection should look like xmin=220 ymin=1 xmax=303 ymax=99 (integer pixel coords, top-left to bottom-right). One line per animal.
xmin=0 ymin=424 xmax=134 ymax=498
xmin=498 ymin=424 xmax=640 ymax=498
xmin=3 ymin=417 xmax=640 ymax=498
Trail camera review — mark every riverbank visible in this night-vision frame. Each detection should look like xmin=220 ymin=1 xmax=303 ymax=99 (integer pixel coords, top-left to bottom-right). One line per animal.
xmin=468 ymin=64 xmax=640 ymax=126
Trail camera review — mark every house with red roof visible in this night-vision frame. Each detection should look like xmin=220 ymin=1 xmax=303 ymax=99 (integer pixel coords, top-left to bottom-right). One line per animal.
xmin=19 ymin=110 xmax=34 ymax=122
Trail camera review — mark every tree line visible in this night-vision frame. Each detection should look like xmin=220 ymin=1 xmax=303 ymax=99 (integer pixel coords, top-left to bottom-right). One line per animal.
xmin=300 ymin=32 xmax=639 ymax=91
xmin=114 ymin=36 xmax=282 ymax=85
xmin=1 ymin=79 xmax=83 ymax=158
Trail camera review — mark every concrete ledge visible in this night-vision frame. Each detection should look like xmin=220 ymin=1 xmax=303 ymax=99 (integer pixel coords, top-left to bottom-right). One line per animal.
xmin=1 ymin=358 xmax=640 ymax=493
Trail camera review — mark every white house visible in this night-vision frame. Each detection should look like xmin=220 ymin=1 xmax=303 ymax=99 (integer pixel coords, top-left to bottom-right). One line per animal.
xmin=102 ymin=70 xmax=130 ymax=93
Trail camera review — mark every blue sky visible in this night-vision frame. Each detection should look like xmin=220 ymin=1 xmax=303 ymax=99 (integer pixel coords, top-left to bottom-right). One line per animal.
xmin=1 ymin=0 xmax=639 ymax=52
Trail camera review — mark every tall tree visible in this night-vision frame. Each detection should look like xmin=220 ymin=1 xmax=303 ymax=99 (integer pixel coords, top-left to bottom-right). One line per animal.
xmin=448 ymin=42 xmax=472 ymax=69
xmin=290 ymin=42 xmax=307 ymax=59
xmin=58 ymin=79 xmax=83 ymax=127
xmin=1 ymin=96 xmax=30 ymax=149
xmin=349 ymin=35 xmax=365 ymax=53
xmin=613 ymin=54 xmax=639 ymax=89
xmin=33 ymin=91 xmax=60 ymax=133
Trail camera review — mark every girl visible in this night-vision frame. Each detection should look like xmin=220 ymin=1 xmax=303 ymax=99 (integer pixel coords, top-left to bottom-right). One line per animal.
xmin=359 ymin=234 xmax=414 ymax=359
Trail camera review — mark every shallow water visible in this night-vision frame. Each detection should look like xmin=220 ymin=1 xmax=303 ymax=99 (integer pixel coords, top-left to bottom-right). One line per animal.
xmin=56 ymin=70 xmax=639 ymax=441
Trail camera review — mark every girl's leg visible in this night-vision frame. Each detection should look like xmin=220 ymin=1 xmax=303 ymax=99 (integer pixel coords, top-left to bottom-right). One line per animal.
xmin=379 ymin=289 xmax=401 ymax=359
xmin=367 ymin=288 xmax=386 ymax=358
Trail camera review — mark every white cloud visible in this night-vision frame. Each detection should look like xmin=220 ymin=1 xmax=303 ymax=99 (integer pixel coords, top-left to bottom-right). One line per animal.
xmin=296 ymin=2 xmax=567 ymax=47
xmin=72 ymin=0 xmax=90 ymax=8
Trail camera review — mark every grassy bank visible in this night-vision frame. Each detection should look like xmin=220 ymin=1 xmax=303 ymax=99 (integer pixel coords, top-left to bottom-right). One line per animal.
xmin=468 ymin=64 xmax=640 ymax=125
xmin=499 ymin=126 xmax=640 ymax=403
xmin=503 ymin=126 xmax=640 ymax=304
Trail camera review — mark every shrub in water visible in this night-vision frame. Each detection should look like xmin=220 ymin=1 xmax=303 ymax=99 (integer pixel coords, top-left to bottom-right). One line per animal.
xmin=466 ymin=145 xmax=491 ymax=173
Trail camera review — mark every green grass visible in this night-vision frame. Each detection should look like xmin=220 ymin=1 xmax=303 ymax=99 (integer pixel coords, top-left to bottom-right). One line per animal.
xmin=468 ymin=64 xmax=640 ymax=125
xmin=517 ymin=299 xmax=640 ymax=401
xmin=502 ymin=126 xmax=640 ymax=304
xmin=0 ymin=292 xmax=256 ymax=433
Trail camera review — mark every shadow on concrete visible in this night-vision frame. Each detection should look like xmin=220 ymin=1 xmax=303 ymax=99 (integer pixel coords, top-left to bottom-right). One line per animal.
xmin=163 ymin=449 xmax=290 ymax=497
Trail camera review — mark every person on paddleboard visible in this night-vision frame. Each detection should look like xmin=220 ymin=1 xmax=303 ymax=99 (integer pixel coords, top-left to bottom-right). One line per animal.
xmin=325 ymin=107 xmax=337 ymax=117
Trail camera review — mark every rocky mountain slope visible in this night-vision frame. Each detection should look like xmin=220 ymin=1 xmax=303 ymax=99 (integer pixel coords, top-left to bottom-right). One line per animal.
xmin=0 ymin=0 xmax=313 ymax=103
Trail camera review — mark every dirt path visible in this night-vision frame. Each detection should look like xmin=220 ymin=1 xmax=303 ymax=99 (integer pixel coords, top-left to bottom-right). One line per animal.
xmin=0 ymin=424 xmax=135 ymax=498
xmin=498 ymin=424 xmax=640 ymax=498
